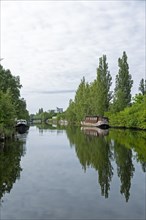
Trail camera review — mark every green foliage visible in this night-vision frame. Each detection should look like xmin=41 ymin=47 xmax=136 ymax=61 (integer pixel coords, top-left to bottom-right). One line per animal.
xmin=65 ymin=99 xmax=77 ymax=123
xmin=106 ymin=94 xmax=146 ymax=129
xmin=38 ymin=108 xmax=44 ymax=114
xmin=0 ymin=140 xmax=25 ymax=199
xmin=108 ymin=129 xmax=146 ymax=163
xmin=56 ymin=111 xmax=66 ymax=121
xmin=112 ymin=51 xmax=133 ymax=112
xmin=66 ymin=126 xmax=146 ymax=201
xmin=16 ymin=98 xmax=29 ymax=120
xmin=64 ymin=52 xmax=144 ymax=129
xmin=132 ymin=93 xmax=144 ymax=104
xmin=65 ymin=78 xmax=93 ymax=123
xmin=95 ymin=55 xmax=112 ymax=115
xmin=74 ymin=77 xmax=91 ymax=121
xmin=0 ymin=90 xmax=16 ymax=127
xmin=33 ymin=109 xmax=57 ymax=123
xmin=65 ymin=55 xmax=112 ymax=122
xmin=139 ymin=78 xmax=146 ymax=95
xmin=0 ymin=65 xmax=22 ymax=102
xmin=66 ymin=126 xmax=113 ymax=198
xmin=0 ymin=65 xmax=29 ymax=136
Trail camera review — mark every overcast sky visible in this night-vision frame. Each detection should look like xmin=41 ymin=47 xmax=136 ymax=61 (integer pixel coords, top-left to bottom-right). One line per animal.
xmin=1 ymin=0 xmax=145 ymax=114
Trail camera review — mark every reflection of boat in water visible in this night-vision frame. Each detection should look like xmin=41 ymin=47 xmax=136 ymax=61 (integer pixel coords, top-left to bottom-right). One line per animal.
xmin=81 ymin=126 xmax=109 ymax=136
xmin=81 ymin=116 xmax=109 ymax=129
xmin=15 ymin=119 xmax=29 ymax=134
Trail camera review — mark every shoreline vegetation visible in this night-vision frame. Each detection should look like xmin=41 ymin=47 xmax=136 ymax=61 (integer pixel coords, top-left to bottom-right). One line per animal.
xmin=1 ymin=51 xmax=146 ymax=141
xmin=105 ymin=94 xmax=146 ymax=130
xmin=0 ymin=64 xmax=29 ymax=141
xmin=32 ymin=52 xmax=145 ymax=130
xmin=62 ymin=52 xmax=146 ymax=130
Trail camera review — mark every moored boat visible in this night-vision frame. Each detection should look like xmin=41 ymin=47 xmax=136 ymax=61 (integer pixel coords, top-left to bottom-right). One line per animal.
xmin=15 ymin=119 xmax=29 ymax=134
xmin=81 ymin=115 xmax=109 ymax=129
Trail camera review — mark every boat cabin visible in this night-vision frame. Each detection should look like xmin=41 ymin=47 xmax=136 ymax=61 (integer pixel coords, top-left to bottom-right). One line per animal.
xmin=84 ymin=116 xmax=109 ymax=123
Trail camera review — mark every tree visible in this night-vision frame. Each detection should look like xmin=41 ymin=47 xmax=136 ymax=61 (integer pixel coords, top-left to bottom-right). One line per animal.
xmin=65 ymin=99 xmax=76 ymax=123
xmin=65 ymin=55 xmax=112 ymax=121
xmin=16 ymin=98 xmax=29 ymax=119
xmin=38 ymin=108 xmax=43 ymax=114
xmin=94 ymin=55 xmax=112 ymax=115
xmin=139 ymin=78 xmax=146 ymax=95
xmin=74 ymin=77 xmax=87 ymax=121
xmin=0 ymin=65 xmax=22 ymax=101
xmin=0 ymin=64 xmax=29 ymax=121
xmin=113 ymin=51 xmax=133 ymax=112
xmin=0 ymin=90 xmax=16 ymax=127
xmin=65 ymin=77 xmax=92 ymax=123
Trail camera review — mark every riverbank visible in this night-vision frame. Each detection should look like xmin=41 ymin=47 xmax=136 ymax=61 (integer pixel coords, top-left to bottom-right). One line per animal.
xmin=106 ymin=114 xmax=146 ymax=130
xmin=0 ymin=127 xmax=16 ymax=142
xmin=105 ymin=97 xmax=146 ymax=130
xmin=109 ymin=125 xmax=146 ymax=131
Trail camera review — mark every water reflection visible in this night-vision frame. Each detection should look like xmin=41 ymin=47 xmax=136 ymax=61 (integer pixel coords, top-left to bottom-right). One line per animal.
xmin=0 ymin=134 xmax=27 ymax=201
xmin=66 ymin=126 xmax=146 ymax=202
xmin=36 ymin=123 xmax=64 ymax=135
xmin=81 ymin=126 xmax=109 ymax=136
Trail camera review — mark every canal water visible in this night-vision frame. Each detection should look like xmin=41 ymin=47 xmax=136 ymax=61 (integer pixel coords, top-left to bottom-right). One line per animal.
xmin=0 ymin=125 xmax=146 ymax=219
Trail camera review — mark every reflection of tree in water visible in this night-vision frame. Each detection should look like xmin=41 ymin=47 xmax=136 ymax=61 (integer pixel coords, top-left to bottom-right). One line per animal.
xmin=66 ymin=127 xmax=146 ymax=202
xmin=114 ymin=142 xmax=135 ymax=202
xmin=66 ymin=126 xmax=113 ymax=198
xmin=0 ymin=140 xmax=26 ymax=201
xmin=109 ymin=129 xmax=146 ymax=168
xmin=141 ymin=162 xmax=146 ymax=172
xmin=98 ymin=140 xmax=113 ymax=198
xmin=36 ymin=123 xmax=64 ymax=135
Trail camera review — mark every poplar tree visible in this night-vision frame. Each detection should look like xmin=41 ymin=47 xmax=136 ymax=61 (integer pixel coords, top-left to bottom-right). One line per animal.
xmin=74 ymin=77 xmax=87 ymax=121
xmin=113 ymin=51 xmax=133 ymax=112
xmin=139 ymin=78 xmax=146 ymax=95
xmin=66 ymin=99 xmax=76 ymax=123
xmin=95 ymin=55 xmax=112 ymax=115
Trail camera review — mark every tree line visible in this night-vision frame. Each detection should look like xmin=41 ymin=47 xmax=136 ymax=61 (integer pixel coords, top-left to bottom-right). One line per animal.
xmin=0 ymin=64 xmax=29 ymax=137
xmin=64 ymin=51 xmax=146 ymax=129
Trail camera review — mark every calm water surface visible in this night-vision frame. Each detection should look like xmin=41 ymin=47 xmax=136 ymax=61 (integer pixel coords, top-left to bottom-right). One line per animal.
xmin=0 ymin=125 xmax=146 ymax=219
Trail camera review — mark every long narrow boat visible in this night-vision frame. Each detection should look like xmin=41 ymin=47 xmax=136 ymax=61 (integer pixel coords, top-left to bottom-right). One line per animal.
xmin=81 ymin=116 xmax=109 ymax=129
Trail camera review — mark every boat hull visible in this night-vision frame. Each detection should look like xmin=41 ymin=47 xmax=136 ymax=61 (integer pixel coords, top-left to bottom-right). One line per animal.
xmin=15 ymin=124 xmax=29 ymax=134
xmin=81 ymin=121 xmax=109 ymax=129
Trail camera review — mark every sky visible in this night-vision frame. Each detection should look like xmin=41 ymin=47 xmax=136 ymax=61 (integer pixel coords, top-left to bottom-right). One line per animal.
xmin=0 ymin=0 xmax=145 ymax=114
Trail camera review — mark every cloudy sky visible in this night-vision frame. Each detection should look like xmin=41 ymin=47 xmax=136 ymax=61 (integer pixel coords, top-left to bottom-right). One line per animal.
xmin=1 ymin=0 xmax=145 ymax=114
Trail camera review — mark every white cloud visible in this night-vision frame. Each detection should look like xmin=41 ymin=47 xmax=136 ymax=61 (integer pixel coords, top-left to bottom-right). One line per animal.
xmin=1 ymin=0 xmax=145 ymax=113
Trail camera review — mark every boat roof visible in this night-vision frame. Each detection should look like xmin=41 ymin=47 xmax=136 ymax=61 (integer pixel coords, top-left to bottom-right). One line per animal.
xmin=17 ymin=119 xmax=27 ymax=122
xmin=85 ymin=115 xmax=108 ymax=119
